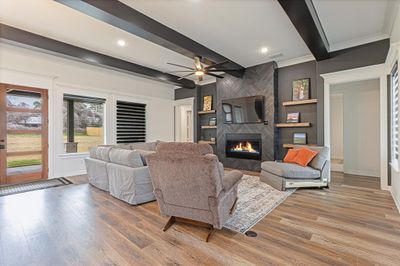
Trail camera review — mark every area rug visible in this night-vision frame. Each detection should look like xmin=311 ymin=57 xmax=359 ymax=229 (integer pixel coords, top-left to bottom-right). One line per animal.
xmin=0 ymin=178 xmax=72 ymax=197
xmin=224 ymin=175 xmax=296 ymax=233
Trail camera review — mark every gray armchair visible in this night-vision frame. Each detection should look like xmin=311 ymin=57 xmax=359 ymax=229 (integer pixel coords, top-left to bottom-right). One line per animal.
xmin=147 ymin=142 xmax=243 ymax=242
xmin=260 ymin=145 xmax=330 ymax=191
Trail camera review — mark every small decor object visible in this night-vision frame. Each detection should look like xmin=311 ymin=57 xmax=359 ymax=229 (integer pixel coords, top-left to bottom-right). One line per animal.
xmin=293 ymin=133 xmax=307 ymax=145
xmin=286 ymin=112 xmax=300 ymax=123
xmin=292 ymin=78 xmax=310 ymax=101
xmin=210 ymin=137 xmax=216 ymax=142
xmin=209 ymin=117 xmax=217 ymax=126
xmin=203 ymin=95 xmax=213 ymax=111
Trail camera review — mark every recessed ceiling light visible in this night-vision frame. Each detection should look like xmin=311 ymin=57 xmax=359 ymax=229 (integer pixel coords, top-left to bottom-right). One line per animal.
xmin=117 ymin=39 xmax=126 ymax=47
xmin=261 ymin=47 xmax=269 ymax=54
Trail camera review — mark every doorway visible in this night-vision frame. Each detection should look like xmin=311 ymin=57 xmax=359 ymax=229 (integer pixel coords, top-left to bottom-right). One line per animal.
xmin=174 ymin=104 xmax=194 ymax=142
xmin=0 ymin=83 xmax=48 ymax=185
xmin=329 ymin=79 xmax=381 ymax=178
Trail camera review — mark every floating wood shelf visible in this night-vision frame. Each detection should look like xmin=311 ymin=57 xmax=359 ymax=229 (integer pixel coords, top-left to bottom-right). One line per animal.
xmin=283 ymin=143 xmax=317 ymax=149
xmin=201 ymin=125 xmax=217 ymax=129
xmin=198 ymin=140 xmax=216 ymax=145
xmin=198 ymin=110 xmax=216 ymax=115
xmin=276 ymin=122 xmax=311 ymax=128
xmin=282 ymin=99 xmax=317 ymax=106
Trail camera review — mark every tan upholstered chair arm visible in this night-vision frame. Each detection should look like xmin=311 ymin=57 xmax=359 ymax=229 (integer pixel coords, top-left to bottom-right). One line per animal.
xmin=222 ymin=170 xmax=243 ymax=191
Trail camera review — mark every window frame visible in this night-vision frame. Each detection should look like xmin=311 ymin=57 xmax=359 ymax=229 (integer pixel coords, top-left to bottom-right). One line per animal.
xmin=63 ymin=94 xmax=106 ymax=154
xmin=391 ymin=61 xmax=399 ymax=168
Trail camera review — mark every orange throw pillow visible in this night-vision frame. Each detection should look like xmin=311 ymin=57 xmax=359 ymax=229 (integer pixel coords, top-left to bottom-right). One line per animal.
xmin=294 ymin=148 xmax=319 ymax=167
xmin=283 ymin=149 xmax=300 ymax=163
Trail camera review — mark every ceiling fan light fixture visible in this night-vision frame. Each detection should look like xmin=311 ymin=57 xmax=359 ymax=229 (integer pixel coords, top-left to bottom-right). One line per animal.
xmin=195 ymin=70 xmax=204 ymax=76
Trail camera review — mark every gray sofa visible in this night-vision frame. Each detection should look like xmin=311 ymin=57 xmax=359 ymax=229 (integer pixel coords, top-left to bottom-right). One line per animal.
xmin=260 ymin=146 xmax=330 ymax=191
xmin=85 ymin=142 xmax=157 ymax=205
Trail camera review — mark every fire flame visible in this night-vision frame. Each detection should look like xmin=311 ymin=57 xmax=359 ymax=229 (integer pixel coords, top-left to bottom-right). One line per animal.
xmin=232 ymin=142 xmax=257 ymax=153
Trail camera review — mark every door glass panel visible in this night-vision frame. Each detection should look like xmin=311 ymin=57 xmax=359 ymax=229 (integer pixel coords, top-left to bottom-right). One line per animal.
xmin=7 ymin=154 xmax=42 ymax=176
xmin=6 ymin=90 xmax=42 ymax=109
xmin=7 ymin=112 xmax=42 ymax=130
xmin=7 ymin=133 xmax=42 ymax=153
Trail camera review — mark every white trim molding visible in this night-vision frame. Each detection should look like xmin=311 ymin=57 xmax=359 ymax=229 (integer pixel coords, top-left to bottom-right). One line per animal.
xmin=321 ymin=64 xmax=389 ymax=190
xmin=277 ymin=54 xmax=315 ymax=68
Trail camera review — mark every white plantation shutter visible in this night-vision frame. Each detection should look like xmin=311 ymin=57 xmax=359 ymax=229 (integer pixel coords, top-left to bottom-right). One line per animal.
xmin=392 ymin=61 xmax=399 ymax=161
xmin=116 ymin=101 xmax=146 ymax=143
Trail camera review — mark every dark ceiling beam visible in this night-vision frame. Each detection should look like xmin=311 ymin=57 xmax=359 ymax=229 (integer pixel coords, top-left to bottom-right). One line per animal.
xmin=54 ymin=0 xmax=245 ymax=77
xmin=0 ymin=23 xmax=196 ymax=88
xmin=278 ymin=0 xmax=330 ymax=61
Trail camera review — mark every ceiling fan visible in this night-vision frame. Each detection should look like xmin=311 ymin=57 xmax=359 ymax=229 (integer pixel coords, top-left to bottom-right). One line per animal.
xmin=166 ymin=56 xmax=234 ymax=82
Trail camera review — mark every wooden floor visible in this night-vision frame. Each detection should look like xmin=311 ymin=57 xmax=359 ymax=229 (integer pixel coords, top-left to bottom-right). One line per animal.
xmin=0 ymin=172 xmax=399 ymax=266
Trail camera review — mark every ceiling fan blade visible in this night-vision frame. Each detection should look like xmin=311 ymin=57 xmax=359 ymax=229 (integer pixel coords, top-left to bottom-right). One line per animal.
xmin=167 ymin=62 xmax=194 ymax=70
xmin=205 ymin=73 xmax=224 ymax=79
xmin=206 ymin=69 xmax=239 ymax=72
xmin=205 ymin=61 xmax=229 ymax=70
xmin=194 ymin=56 xmax=202 ymax=70
xmin=165 ymin=70 xmax=194 ymax=74
xmin=178 ymin=72 xmax=195 ymax=80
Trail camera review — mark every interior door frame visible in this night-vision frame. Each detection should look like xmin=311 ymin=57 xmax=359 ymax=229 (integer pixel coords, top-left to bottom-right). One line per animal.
xmin=0 ymin=83 xmax=48 ymax=185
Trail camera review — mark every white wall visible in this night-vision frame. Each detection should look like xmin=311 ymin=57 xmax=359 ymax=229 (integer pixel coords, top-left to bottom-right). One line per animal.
xmin=331 ymin=79 xmax=380 ymax=177
xmin=330 ymin=93 xmax=344 ymax=160
xmin=0 ymin=43 xmax=175 ymax=177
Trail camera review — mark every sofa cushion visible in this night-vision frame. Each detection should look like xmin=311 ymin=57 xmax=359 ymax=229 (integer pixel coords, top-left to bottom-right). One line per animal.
xmin=134 ymin=149 xmax=156 ymax=165
xmin=114 ymin=143 xmax=132 ymax=150
xmin=89 ymin=146 xmax=112 ymax=162
xmin=131 ymin=142 xmax=157 ymax=151
xmin=294 ymin=145 xmax=329 ymax=170
xmin=261 ymin=161 xmax=320 ymax=179
xmin=109 ymin=148 xmax=144 ymax=168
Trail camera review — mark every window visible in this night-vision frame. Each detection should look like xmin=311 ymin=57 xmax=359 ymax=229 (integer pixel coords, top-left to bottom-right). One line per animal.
xmin=116 ymin=100 xmax=146 ymax=143
xmin=391 ymin=61 xmax=399 ymax=162
xmin=63 ymin=94 xmax=105 ymax=153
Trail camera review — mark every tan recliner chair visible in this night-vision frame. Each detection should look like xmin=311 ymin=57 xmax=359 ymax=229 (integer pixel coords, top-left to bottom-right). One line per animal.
xmin=147 ymin=142 xmax=243 ymax=242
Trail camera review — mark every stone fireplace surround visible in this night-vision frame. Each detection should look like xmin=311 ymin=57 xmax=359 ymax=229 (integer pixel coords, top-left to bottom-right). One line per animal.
xmin=216 ymin=62 xmax=278 ymax=171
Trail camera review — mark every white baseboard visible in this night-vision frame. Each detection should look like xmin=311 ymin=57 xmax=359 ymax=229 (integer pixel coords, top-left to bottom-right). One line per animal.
xmin=390 ymin=187 xmax=400 ymax=213
xmin=344 ymin=169 xmax=380 ymax=178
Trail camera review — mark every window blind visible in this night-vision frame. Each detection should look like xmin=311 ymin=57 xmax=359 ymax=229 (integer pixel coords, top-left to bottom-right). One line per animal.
xmin=392 ymin=61 xmax=399 ymax=160
xmin=116 ymin=100 xmax=146 ymax=143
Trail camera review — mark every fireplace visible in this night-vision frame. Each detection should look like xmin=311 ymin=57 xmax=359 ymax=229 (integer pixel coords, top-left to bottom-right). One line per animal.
xmin=225 ymin=133 xmax=262 ymax=160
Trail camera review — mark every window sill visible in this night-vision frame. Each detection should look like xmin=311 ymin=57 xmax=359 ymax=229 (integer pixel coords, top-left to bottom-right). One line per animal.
xmin=59 ymin=152 xmax=89 ymax=159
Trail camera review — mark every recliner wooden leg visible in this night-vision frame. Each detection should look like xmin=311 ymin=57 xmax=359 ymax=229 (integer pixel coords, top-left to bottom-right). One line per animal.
xmin=163 ymin=216 xmax=176 ymax=232
xmin=230 ymin=197 xmax=238 ymax=214
xmin=205 ymin=226 xmax=215 ymax=242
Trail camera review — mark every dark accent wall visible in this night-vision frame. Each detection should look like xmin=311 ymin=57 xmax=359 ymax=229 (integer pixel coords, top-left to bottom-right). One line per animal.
xmin=175 ymin=39 xmax=390 ymax=170
xmin=216 ymin=62 xmax=278 ymax=171
xmin=277 ymin=61 xmax=318 ymax=159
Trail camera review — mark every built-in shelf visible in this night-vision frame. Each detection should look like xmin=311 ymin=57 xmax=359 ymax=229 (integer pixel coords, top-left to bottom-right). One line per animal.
xmin=276 ymin=122 xmax=311 ymax=128
xmin=198 ymin=140 xmax=216 ymax=145
xmin=201 ymin=125 xmax=217 ymax=129
xmin=198 ymin=110 xmax=216 ymax=115
xmin=282 ymin=99 xmax=317 ymax=106
xmin=283 ymin=143 xmax=317 ymax=149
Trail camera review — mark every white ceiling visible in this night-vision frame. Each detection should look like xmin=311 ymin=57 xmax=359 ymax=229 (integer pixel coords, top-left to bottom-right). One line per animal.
xmin=120 ymin=0 xmax=312 ymax=67
xmin=312 ymin=0 xmax=398 ymax=51
xmin=0 ymin=0 xmax=195 ymax=76
xmin=0 ymin=0 xmax=398 ymax=84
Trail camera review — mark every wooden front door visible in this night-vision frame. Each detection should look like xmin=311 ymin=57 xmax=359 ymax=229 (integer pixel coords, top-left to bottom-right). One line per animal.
xmin=0 ymin=84 xmax=48 ymax=185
